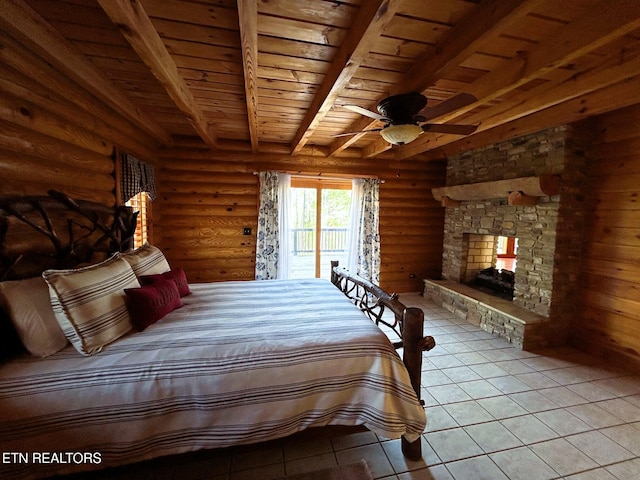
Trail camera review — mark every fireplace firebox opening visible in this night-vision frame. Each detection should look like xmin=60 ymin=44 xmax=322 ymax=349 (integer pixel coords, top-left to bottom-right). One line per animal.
xmin=462 ymin=234 xmax=517 ymax=300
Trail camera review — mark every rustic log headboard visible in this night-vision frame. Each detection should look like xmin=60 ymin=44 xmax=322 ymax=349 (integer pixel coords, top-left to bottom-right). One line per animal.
xmin=0 ymin=190 xmax=137 ymax=281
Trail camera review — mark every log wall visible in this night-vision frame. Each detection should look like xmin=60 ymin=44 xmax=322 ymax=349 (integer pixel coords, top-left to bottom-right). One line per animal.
xmin=155 ymin=147 xmax=446 ymax=293
xmin=572 ymin=103 xmax=640 ymax=367
xmin=0 ymin=31 xmax=159 ymax=205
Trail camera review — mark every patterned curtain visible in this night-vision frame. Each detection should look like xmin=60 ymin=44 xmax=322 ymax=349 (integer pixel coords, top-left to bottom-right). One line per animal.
xmin=355 ymin=178 xmax=381 ymax=284
xmin=121 ymin=154 xmax=157 ymax=202
xmin=255 ymin=171 xmax=288 ymax=280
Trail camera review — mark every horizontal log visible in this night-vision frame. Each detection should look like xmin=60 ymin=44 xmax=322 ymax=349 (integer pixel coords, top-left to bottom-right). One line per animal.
xmin=579 ymin=275 xmax=639 ymax=301
xmin=0 ymin=90 xmax=113 ymax=156
xmin=580 ymin=258 xmax=640 ymax=283
xmin=160 ymin=204 xmax=257 ymax=217
xmin=157 ymin=215 xmax=256 ymax=228
xmin=161 ymin=245 xmax=255 ymax=259
xmin=0 ymin=120 xmax=114 ymax=174
xmin=0 ymin=149 xmax=115 ymax=192
xmin=186 ymin=269 xmax=255 ymax=283
xmin=431 ymin=175 xmax=561 ymax=202
xmin=0 ymin=179 xmax=115 ymax=205
xmin=581 ymin=291 xmax=640 ymax=322
xmin=160 ymin=182 xmax=258 ymax=196
xmin=160 ymin=236 xmax=255 ymax=249
xmin=158 ymin=192 xmax=257 ymax=207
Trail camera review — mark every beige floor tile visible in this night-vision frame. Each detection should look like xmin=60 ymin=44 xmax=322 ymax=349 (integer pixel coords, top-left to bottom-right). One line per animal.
xmin=541 ymin=367 xmax=589 ymax=385
xmin=509 ymin=390 xmax=559 ymax=413
xmin=452 ymin=351 xmax=489 ymax=365
xmin=398 ymin=464 xmax=454 ymax=480
xmin=469 ymin=362 xmax=510 ymax=378
xmin=429 ymin=384 xmax=473 ymax=404
xmin=442 ymin=366 xmax=482 ymax=383
xmin=443 ymin=400 xmax=494 ymax=426
xmin=477 ymin=395 xmax=528 ymax=419
xmin=494 ymin=360 xmax=535 ymax=375
xmin=566 ymin=430 xmax=635 ymax=466
xmin=534 ymin=408 xmax=591 ymax=436
xmin=445 ymin=455 xmax=509 ymax=480
xmin=567 ymin=382 xmax=618 ymax=402
xmin=334 ymin=443 xmax=395 ymax=479
xmin=283 ymin=436 xmax=332 ymax=461
xmin=464 ymin=421 xmax=523 ymax=453
xmin=537 ymin=385 xmax=589 ymax=407
xmin=425 ymin=427 xmax=483 ymax=463
xmin=515 ymin=372 xmax=560 ymax=389
xmin=596 ymin=398 xmax=640 ymax=423
xmin=458 ymin=379 xmax=503 ymax=399
xmin=604 ymin=457 xmax=640 ymax=480
xmin=501 ymin=414 xmax=559 ymax=444
xmin=566 ymin=403 xmax=625 ymax=429
xmin=425 ymin=405 xmax=459 ymax=432
xmin=487 ymin=375 xmax=531 ymax=394
xmin=529 ymin=438 xmax=598 ymax=476
xmin=600 ymin=424 xmax=640 ymax=455
xmin=285 ymin=452 xmax=337 ymax=476
xmin=490 ymin=446 xmax=558 ymax=480
xmin=564 ymin=467 xmax=618 ymax=480
xmin=331 ymin=431 xmax=379 ymax=451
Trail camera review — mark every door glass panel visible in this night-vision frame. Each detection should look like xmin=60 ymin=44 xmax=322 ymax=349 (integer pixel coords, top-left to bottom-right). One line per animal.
xmin=289 ymin=182 xmax=351 ymax=280
xmin=290 ymin=188 xmax=316 ymax=279
xmin=320 ymin=188 xmax=351 ymax=279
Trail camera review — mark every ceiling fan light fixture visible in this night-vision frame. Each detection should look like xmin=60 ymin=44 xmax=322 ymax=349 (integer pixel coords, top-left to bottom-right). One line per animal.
xmin=380 ymin=123 xmax=423 ymax=145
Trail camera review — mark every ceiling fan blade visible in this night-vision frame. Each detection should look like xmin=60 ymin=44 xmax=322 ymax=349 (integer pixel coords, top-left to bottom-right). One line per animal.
xmin=331 ymin=128 xmax=383 ymax=138
xmin=342 ymin=104 xmax=388 ymax=121
xmin=421 ymin=123 xmax=478 ymax=135
xmin=418 ymin=93 xmax=478 ymax=121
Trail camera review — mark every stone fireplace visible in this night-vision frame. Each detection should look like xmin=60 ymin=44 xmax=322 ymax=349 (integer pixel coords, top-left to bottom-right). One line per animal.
xmin=424 ymin=125 xmax=589 ymax=349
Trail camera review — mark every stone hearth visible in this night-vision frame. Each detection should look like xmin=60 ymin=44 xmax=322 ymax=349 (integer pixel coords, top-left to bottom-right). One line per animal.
xmin=424 ymin=125 xmax=589 ymax=349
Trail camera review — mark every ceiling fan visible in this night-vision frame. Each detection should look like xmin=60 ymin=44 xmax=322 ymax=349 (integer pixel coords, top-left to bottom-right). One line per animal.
xmin=336 ymin=92 xmax=478 ymax=145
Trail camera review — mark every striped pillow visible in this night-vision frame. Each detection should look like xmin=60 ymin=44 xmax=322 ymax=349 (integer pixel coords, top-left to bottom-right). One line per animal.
xmin=43 ymin=255 xmax=140 ymax=355
xmin=120 ymin=243 xmax=170 ymax=278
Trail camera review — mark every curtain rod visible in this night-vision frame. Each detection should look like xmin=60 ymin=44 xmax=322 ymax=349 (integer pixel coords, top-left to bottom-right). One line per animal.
xmin=251 ymin=171 xmax=384 ymax=182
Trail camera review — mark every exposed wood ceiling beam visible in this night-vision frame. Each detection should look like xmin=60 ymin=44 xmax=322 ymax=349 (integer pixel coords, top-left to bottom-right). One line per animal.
xmin=237 ymin=0 xmax=259 ymax=153
xmin=397 ymin=48 xmax=640 ymax=159
xmin=327 ymin=0 xmax=543 ymax=157
xmin=395 ymin=0 xmax=640 ymax=159
xmin=422 ymin=74 xmax=640 ymax=162
xmin=97 ymin=0 xmax=217 ymax=149
xmin=289 ymin=0 xmax=401 ymax=155
xmin=0 ymin=0 xmax=172 ymax=146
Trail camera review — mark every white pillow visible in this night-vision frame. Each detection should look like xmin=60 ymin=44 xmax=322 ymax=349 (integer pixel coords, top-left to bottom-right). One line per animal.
xmin=120 ymin=243 xmax=170 ymax=278
xmin=43 ymin=254 xmax=140 ymax=356
xmin=0 ymin=277 xmax=68 ymax=357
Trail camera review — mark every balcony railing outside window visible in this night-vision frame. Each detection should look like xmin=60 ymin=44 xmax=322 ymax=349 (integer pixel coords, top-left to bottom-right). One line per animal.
xmin=292 ymin=228 xmax=348 ymax=255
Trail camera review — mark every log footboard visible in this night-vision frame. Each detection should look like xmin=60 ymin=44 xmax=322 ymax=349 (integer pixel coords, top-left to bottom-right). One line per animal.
xmin=330 ymin=261 xmax=436 ymax=460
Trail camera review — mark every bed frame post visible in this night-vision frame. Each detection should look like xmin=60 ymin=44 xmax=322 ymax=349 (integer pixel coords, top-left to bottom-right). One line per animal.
xmin=330 ymin=261 xmax=435 ymax=460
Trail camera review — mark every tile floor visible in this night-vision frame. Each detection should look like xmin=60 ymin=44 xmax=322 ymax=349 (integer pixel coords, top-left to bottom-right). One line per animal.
xmin=60 ymin=294 xmax=640 ymax=480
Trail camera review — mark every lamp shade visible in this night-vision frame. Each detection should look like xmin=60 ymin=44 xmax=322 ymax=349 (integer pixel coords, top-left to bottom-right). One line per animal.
xmin=379 ymin=124 xmax=423 ymax=145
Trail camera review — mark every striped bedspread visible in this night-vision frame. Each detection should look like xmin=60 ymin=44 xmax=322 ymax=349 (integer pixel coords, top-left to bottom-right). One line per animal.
xmin=0 ymin=278 xmax=426 ymax=479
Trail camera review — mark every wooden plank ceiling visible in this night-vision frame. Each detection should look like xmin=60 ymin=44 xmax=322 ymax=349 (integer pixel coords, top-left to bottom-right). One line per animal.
xmin=3 ymin=0 xmax=640 ymax=159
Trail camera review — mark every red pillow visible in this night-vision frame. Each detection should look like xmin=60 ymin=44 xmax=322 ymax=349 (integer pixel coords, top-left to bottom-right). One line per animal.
xmin=140 ymin=268 xmax=191 ymax=297
xmin=125 ymin=278 xmax=182 ymax=331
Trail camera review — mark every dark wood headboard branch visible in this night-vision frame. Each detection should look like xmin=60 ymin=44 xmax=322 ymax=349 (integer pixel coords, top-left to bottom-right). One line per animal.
xmin=0 ymin=190 xmax=137 ymax=280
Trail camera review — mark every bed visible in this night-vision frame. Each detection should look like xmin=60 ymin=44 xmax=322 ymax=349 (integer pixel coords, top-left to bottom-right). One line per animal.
xmin=0 ymin=191 xmax=434 ymax=479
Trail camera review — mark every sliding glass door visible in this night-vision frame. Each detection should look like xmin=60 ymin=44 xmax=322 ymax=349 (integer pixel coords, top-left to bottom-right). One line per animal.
xmin=289 ymin=178 xmax=351 ymax=280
